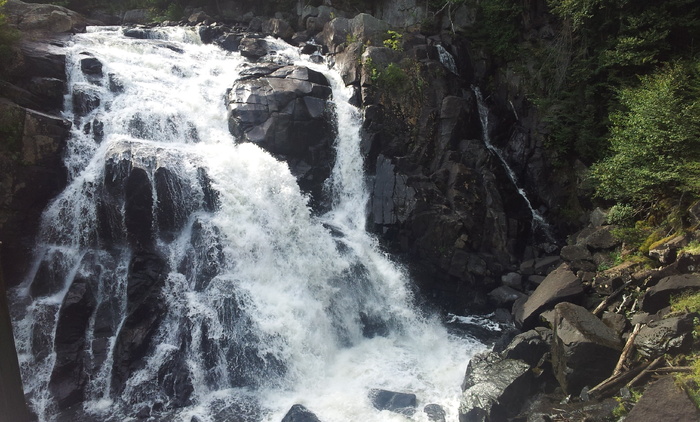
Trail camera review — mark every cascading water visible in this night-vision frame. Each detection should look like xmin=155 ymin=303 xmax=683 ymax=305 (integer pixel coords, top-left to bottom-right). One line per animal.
xmin=10 ymin=27 xmax=487 ymax=422
xmin=472 ymin=87 xmax=555 ymax=243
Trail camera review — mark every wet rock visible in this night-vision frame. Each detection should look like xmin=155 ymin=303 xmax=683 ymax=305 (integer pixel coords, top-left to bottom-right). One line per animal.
xmin=239 ymin=36 xmax=269 ymax=60
xmin=197 ymin=167 xmax=220 ymax=212
xmin=188 ymin=11 xmax=210 ymax=24
xmin=459 ymin=352 xmax=533 ymax=422
xmin=27 ymin=77 xmax=65 ymax=111
xmin=634 ymin=313 xmax=696 ymax=357
xmin=123 ymin=27 xmax=148 ymax=39
xmin=227 ymin=65 xmax=334 ymax=208
xmin=369 ymin=389 xmax=416 ymax=416
xmin=513 ymin=263 xmax=583 ymax=330
xmin=124 ymin=167 xmax=154 ymax=246
xmin=49 ymin=274 xmax=95 ymax=409
xmin=334 ymin=41 xmax=363 ymax=85
xmin=371 ymin=155 xmax=416 ymax=226
xmin=319 ymin=17 xmax=350 ymax=51
xmin=281 ymin=404 xmax=322 ymax=422
xmin=216 ymin=33 xmax=242 ymax=52
xmin=641 ymin=274 xmax=700 ymax=314
xmin=626 ymin=376 xmax=700 ymax=421
xmin=198 ymin=25 xmax=225 ymax=44
xmin=154 ymin=167 xmax=194 ymax=240
xmin=80 ymin=56 xmax=103 ymax=77
xmin=424 ymin=404 xmax=446 ymax=422
xmin=551 ymin=302 xmax=622 ymax=395
xmin=72 ymin=84 xmax=100 ymax=117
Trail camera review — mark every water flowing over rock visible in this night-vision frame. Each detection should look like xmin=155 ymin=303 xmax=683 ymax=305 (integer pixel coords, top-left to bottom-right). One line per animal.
xmin=9 ymin=25 xmax=485 ymax=422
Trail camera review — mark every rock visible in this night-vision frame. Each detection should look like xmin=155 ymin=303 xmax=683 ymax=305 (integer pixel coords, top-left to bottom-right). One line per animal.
xmin=488 ymin=286 xmax=526 ymax=307
xmin=424 ymin=404 xmax=446 ymax=422
xmin=600 ymin=311 xmax=628 ymax=337
xmin=501 ymin=329 xmax=551 ymax=367
xmin=371 ymin=155 xmax=416 ymax=226
xmin=641 ymin=274 xmax=700 ymax=314
xmin=560 ymin=245 xmax=592 ymax=262
xmin=551 ymin=302 xmax=623 ymax=395
xmin=501 ymin=272 xmax=523 ymax=291
xmin=281 ymin=404 xmax=321 ymax=422
xmin=513 ymin=263 xmax=583 ymax=330
xmin=589 ymin=207 xmax=607 ymax=227
xmin=72 ymin=84 xmax=100 ymax=117
xmin=459 ymin=352 xmax=533 ymax=422
xmin=49 ymin=274 xmax=95 ymax=409
xmin=262 ymin=18 xmax=293 ymax=40
xmin=187 ymin=11 xmax=210 ymax=24
xmin=122 ymin=9 xmax=151 ymax=24
xmin=26 ymin=77 xmax=65 ymax=111
xmin=4 ymin=0 xmax=85 ymax=33
xmin=582 ymin=226 xmax=620 ymax=250
xmin=226 ymin=65 xmax=334 ymax=208
xmin=80 ymin=56 xmax=103 ymax=77
xmin=16 ymin=41 xmax=67 ymax=81
xmin=648 ymin=234 xmax=688 ymax=264
xmin=197 ymin=25 xmax=224 ymax=44
xmin=124 ymin=168 xmax=154 ymax=247
xmin=369 ymin=389 xmax=416 ymax=416
xmin=533 ymin=255 xmax=561 ymax=275
xmin=239 ymin=36 xmax=269 ymax=60
xmin=625 ymin=376 xmax=700 ymax=422
xmin=334 ymin=41 xmax=363 ymax=86
xmin=634 ymin=313 xmax=696 ymax=357
xmin=123 ymin=27 xmax=148 ymax=39
xmin=216 ymin=33 xmax=242 ymax=52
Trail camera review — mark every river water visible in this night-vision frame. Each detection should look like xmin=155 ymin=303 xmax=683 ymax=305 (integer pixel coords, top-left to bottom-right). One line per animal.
xmin=10 ymin=26 xmax=487 ymax=422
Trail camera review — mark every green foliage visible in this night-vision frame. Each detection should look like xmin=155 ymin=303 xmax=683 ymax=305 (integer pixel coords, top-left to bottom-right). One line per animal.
xmin=0 ymin=105 xmax=24 ymax=157
xmin=382 ymin=30 xmax=403 ymax=51
xmin=471 ymin=0 xmax=523 ymax=58
xmin=591 ymin=62 xmax=700 ymax=212
xmin=607 ymin=204 xmax=636 ymax=226
xmin=680 ymin=241 xmax=700 ymax=255
xmin=612 ymin=387 xmax=642 ymax=418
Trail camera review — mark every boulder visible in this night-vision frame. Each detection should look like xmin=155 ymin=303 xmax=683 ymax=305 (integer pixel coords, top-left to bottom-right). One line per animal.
xmin=239 ymin=36 xmax=269 ymax=60
xmin=281 ymin=404 xmax=321 ymax=422
xmin=488 ymin=286 xmax=526 ymax=308
xmin=226 ymin=65 xmax=334 ymax=208
xmin=262 ymin=18 xmax=293 ymax=40
xmin=369 ymin=389 xmax=416 ymax=416
xmin=334 ymin=41 xmax=363 ymax=86
xmin=513 ymin=263 xmax=583 ymax=330
xmin=501 ymin=329 xmax=551 ymax=367
xmin=581 ymin=226 xmax=620 ymax=250
xmin=501 ymin=272 xmax=523 ymax=291
xmin=26 ymin=77 xmax=65 ymax=111
xmin=625 ymin=376 xmax=700 ymax=422
xmin=371 ymin=155 xmax=416 ymax=226
xmin=122 ymin=9 xmax=151 ymax=24
xmin=424 ymin=404 xmax=446 ymax=422
xmin=80 ymin=56 xmax=103 ymax=77
xmin=459 ymin=352 xmax=533 ymax=422
xmin=551 ymin=303 xmax=623 ymax=395
xmin=319 ymin=17 xmax=350 ymax=51
xmin=216 ymin=33 xmax=242 ymax=52
xmin=349 ymin=13 xmax=390 ymax=46
xmin=72 ymin=84 xmax=100 ymax=117
xmin=560 ymin=245 xmax=592 ymax=262
xmin=648 ymin=234 xmax=688 ymax=264
xmin=187 ymin=11 xmax=210 ymax=24
xmin=640 ymin=274 xmax=700 ymax=314
xmin=124 ymin=168 xmax=154 ymax=247
xmin=4 ymin=0 xmax=85 ymax=33
xmin=634 ymin=313 xmax=696 ymax=357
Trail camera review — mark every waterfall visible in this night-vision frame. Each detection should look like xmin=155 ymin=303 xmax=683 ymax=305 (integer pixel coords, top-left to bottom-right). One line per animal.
xmin=436 ymin=45 xmax=458 ymax=75
xmin=472 ymin=87 xmax=555 ymax=242
xmin=10 ymin=27 xmax=487 ymax=422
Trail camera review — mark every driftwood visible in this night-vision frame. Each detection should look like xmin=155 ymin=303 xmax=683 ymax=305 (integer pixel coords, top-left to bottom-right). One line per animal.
xmin=650 ymin=366 xmax=693 ymax=374
xmin=626 ymin=356 xmax=664 ymax=388
xmin=592 ymin=280 xmax=633 ymax=316
xmin=588 ymin=323 xmax=643 ymax=397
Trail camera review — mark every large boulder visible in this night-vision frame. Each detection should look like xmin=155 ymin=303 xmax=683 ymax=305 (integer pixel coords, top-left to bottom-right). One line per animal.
xmin=512 ymin=263 xmax=583 ymax=330
xmin=459 ymin=352 xmax=534 ymax=422
xmin=551 ymin=302 xmax=623 ymax=395
xmin=625 ymin=376 xmax=700 ymax=422
xmin=239 ymin=36 xmax=270 ymax=60
xmin=371 ymin=155 xmax=416 ymax=226
xmin=634 ymin=313 xmax=696 ymax=357
xmin=122 ymin=9 xmax=151 ymax=24
xmin=501 ymin=328 xmax=551 ymax=367
xmin=227 ymin=65 xmax=335 ymax=208
xmin=640 ymin=274 xmax=700 ymax=313
xmin=4 ymin=0 xmax=85 ymax=34
xmin=281 ymin=404 xmax=322 ymax=422
xmin=369 ymin=389 xmax=416 ymax=416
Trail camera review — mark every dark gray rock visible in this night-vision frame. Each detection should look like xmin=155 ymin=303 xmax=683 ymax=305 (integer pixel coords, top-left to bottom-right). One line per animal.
xmin=641 ymin=274 xmax=700 ymax=314
xmin=634 ymin=313 xmax=696 ymax=357
xmin=488 ymin=286 xmax=526 ymax=308
xmin=122 ymin=9 xmax=151 ymax=24
xmin=123 ymin=27 xmax=148 ymax=39
xmin=560 ymin=245 xmax=592 ymax=262
xmin=501 ymin=272 xmax=523 ymax=291
xmin=369 ymin=389 xmax=416 ymax=416
xmin=582 ymin=226 xmax=620 ymax=250
xmin=551 ymin=302 xmax=623 ymax=395
xmin=600 ymin=311 xmax=628 ymax=337
xmin=80 ymin=57 xmax=103 ymax=77
xmin=502 ymin=329 xmax=551 ymax=367
xmin=72 ymin=84 xmax=100 ymax=117
xmin=188 ymin=11 xmax=210 ymax=24
xmin=262 ymin=18 xmax=293 ymax=40
xmin=459 ymin=352 xmax=533 ymax=422
xmin=227 ymin=65 xmax=334 ymax=208
xmin=334 ymin=41 xmax=363 ymax=86
xmin=424 ymin=404 xmax=446 ymax=422
xmin=124 ymin=168 xmax=154 ymax=247
xmin=239 ymin=36 xmax=269 ymax=60
xmin=27 ymin=77 xmax=65 ymax=111
xmin=319 ymin=17 xmax=350 ymax=51
xmin=625 ymin=376 xmax=700 ymax=422
xmin=648 ymin=234 xmax=688 ymax=265
xmin=216 ymin=33 xmax=242 ymax=52
xmin=281 ymin=404 xmax=321 ymax=422
xmin=371 ymin=155 xmax=416 ymax=226
xmin=4 ymin=0 xmax=84 ymax=33
xmin=513 ymin=263 xmax=583 ymax=330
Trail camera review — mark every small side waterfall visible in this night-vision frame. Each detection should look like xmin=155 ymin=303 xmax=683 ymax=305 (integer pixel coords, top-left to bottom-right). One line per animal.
xmin=436 ymin=45 xmax=459 ymax=75
xmin=10 ymin=26 xmax=487 ymax=422
xmin=473 ymin=87 xmax=554 ymax=242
